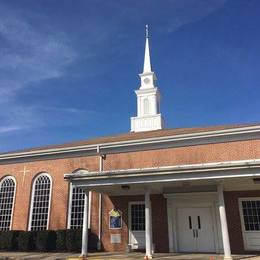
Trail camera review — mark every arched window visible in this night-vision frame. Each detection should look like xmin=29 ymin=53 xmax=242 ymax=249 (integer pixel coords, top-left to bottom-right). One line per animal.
xmin=0 ymin=177 xmax=16 ymax=231
xmin=29 ymin=173 xmax=52 ymax=231
xmin=144 ymin=98 xmax=150 ymax=115
xmin=68 ymin=185 xmax=85 ymax=229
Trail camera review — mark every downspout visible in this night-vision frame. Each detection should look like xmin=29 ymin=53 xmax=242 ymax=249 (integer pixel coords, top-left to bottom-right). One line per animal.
xmin=97 ymin=145 xmax=106 ymax=250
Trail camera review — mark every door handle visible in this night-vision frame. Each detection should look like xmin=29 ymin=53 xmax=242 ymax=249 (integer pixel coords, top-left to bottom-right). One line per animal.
xmin=196 ymin=229 xmax=198 ymax=238
xmin=193 ymin=229 xmax=195 ymax=238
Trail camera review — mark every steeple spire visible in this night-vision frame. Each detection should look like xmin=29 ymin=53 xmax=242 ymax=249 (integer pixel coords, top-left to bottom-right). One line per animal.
xmin=143 ymin=25 xmax=152 ymax=73
xmin=130 ymin=25 xmax=164 ymax=132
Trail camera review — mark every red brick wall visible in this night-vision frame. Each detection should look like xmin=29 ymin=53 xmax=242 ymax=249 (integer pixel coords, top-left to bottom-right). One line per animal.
xmin=100 ymin=194 xmax=169 ymax=252
xmin=225 ymin=190 xmax=260 ymax=253
xmin=0 ymin=139 xmax=259 ymax=251
xmin=103 ymin=140 xmax=260 ymax=170
xmin=0 ymin=156 xmax=100 ymax=231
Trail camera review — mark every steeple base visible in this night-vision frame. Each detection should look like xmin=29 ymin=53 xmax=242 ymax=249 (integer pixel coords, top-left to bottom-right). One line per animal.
xmin=131 ymin=114 xmax=163 ymax=132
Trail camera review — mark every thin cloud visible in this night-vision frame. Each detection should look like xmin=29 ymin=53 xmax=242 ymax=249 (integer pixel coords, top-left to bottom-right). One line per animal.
xmin=0 ymin=126 xmax=22 ymax=134
xmin=0 ymin=3 xmax=80 ymax=133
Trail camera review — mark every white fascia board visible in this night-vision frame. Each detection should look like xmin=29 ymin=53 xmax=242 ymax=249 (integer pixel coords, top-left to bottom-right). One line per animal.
xmin=0 ymin=125 xmax=260 ymax=162
xmin=64 ymin=159 xmax=260 ymax=188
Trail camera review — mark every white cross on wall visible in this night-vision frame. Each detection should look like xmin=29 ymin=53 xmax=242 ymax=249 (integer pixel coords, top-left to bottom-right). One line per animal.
xmin=20 ymin=166 xmax=31 ymax=185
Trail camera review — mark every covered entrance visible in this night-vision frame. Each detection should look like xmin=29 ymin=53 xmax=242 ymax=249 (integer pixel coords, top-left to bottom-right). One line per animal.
xmin=64 ymin=160 xmax=260 ymax=260
xmin=177 ymin=207 xmax=215 ymax=252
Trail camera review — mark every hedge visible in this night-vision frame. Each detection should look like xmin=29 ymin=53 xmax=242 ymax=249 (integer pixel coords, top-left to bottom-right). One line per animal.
xmin=56 ymin=230 xmax=67 ymax=251
xmin=66 ymin=229 xmax=82 ymax=252
xmin=0 ymin=229 xmax=95 ymax=252
xmin=17 ymin=231 xmax=37 ymax=251
xmin=0 ymin=230 xmax=21 ymax=250
xmin=36 ymin=230 xmax=56 ymax=251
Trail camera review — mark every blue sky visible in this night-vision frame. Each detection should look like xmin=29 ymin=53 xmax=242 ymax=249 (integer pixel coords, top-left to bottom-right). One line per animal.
xmin=0 ymin=0 xmax=259 ymax=152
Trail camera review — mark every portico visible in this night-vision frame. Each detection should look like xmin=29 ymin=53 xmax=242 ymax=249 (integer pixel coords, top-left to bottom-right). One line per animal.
xmin=64 ymin=159 xmax=260 ymax=259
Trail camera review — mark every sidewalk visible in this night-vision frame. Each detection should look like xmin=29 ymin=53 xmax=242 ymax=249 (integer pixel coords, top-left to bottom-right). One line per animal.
xmin=0 ymin=252 xmax=259 ymax=260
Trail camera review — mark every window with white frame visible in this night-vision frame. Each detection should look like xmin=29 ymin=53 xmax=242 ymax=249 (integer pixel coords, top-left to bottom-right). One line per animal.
xmin=131 ymin=203 xmax=145 ymax=231
xmin=29 ymin=173 xmax=52 ymax=231
xmin=241 ymin=200 xmax=260 ymax=231
xmin=68 ymin=186 xmax=85 ymax=229
xmin=0 ymin=177 xmax=16 ymax=231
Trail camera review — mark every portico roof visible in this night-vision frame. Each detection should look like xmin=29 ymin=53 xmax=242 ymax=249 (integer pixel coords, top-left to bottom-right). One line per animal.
xmin=64 ymin=159 xmax=260 ymax=191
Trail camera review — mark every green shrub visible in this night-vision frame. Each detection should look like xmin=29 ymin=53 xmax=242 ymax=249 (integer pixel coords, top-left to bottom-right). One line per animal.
xmin=0 ymin=231 xmax=21 ymax=250
xmin=66 ymin=229 xmax=82 ymax=252
xmin=56 ymin=229 xmax=67 ymax=251
xmin=35 ymin=230 xmax=56 ymax=251
xmin=0 ymin=229 xmax=93 ymax=252
xmin=18 ymin=231 xmax=37 ymax=251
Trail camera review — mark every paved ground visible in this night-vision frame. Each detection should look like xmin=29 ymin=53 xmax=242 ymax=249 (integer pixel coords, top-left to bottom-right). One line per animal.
xmin=0 ymin=252 xmax=259 ymax=260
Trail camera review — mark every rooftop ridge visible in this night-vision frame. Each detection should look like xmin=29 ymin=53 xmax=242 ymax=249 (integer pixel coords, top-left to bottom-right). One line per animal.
xmin=0 ymin=123 xmax=259 ymax=156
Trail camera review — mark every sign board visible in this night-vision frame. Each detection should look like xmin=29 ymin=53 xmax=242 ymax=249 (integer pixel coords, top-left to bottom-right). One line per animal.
xmin=109 ymin=209 xmax=122 ymax=229
xmin=110 ymin=234 xmax=121 ymax=244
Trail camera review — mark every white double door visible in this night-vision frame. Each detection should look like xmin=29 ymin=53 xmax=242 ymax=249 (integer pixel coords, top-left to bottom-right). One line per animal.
xmin=177 ymin=207 xmax=215 ymax=252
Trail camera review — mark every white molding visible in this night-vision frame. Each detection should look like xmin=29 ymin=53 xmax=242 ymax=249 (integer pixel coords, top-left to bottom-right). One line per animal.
xmin=65 ymin=159 xmax=260 ymax=189
xmin=166 ymin=194 xmax=221 ymax=253
xmin=128 ymin=201 xmax=145 ymax=248
xmin=28 ymin=173 xmax=52 ymax=231
xmin=238 ymin=197 xmax=260 ymax=251
xmin=0 ymin=176 xmax=17 ymax=231
xmin=164 ymin=192 xmax=217 ymax=199
xmin=0 ymin=125 xmax=259 ymax=162
xmin=67 ymin=183 xmax=90 ymax=229
xmin=67 ymin=183 xmax=73 ymax=229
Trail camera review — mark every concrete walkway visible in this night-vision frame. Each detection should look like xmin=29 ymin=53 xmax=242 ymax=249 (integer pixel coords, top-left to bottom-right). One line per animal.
xmin=0 ymin=252 xmax=259 ymax=260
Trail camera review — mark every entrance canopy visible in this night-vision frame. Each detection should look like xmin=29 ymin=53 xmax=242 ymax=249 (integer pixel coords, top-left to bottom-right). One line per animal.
xmin=64 ymin=159 xmax=260 ymax=260
xmin=64 ymin=159 xmax=260 ymax=194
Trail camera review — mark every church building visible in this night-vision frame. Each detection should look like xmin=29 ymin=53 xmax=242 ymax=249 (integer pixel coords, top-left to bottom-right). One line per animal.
xmin=0 ymin=27 xmax=260 ymax=260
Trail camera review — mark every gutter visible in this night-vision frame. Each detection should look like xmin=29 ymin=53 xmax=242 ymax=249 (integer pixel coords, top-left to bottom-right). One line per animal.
xmin=64 ymin=159 xmax=260 ymax=182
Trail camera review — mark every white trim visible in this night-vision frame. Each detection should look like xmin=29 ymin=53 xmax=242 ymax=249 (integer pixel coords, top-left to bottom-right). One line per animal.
xmin=166 ymin=193 xmax=222 ymax=254
xmin=0 ymin=176 xmax=17 ymax=231
xmin=238 ymin=197 xmax=260 ymax=251
xmin=28 ymin=172 xmax=52 ymax=231
xmin=67 ymin=183 xmax=89 ymax=229
xmin=66 ymin=159 xmax=260 ymax=179
xmin=66 ymin=159 xmax=260 ymax=189
xmin=88 ymin=191 xmax=92 ymax=229
xmin=0 ymin=125 xmax=259 ymax=161
xmin=67 ymin=182 xmax=73 ymax=229
xmin=128 ymin=201 xmax=145 ymax=248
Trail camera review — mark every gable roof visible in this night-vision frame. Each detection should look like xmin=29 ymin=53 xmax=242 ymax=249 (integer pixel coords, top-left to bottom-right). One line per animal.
xmin=1 ymin=123 xmax=259 ymax=156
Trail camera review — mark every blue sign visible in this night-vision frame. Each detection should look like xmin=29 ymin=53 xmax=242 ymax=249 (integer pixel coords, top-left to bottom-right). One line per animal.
xmin=109 ymin=209 xmax=122 ymax=229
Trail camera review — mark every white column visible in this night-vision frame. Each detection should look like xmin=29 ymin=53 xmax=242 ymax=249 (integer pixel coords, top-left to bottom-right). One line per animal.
xmin=218 ymin=184 xmax=232 ymax=260
xmin=145 ymin=190 xmax=152 ymax=259
xmin=81 ymin=191 xmax=89 ymax=258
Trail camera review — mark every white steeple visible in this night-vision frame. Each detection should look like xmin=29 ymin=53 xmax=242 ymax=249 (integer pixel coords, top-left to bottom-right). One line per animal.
xmin=143 ymin=25 xmax=152 ymax=73
xmin=130 ymin=25 xmax=164 ymax=132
